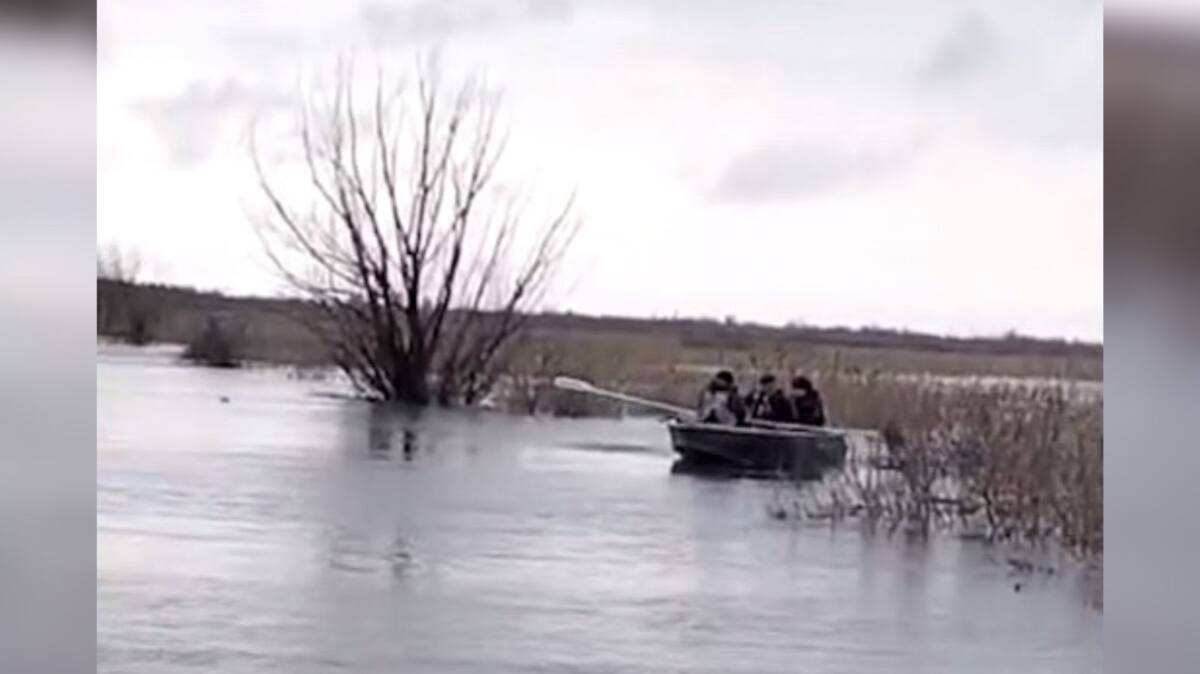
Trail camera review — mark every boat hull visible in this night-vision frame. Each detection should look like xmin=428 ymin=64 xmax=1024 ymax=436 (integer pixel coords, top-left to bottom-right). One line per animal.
xmin=668 ymin=421 xmax=848 ymax=480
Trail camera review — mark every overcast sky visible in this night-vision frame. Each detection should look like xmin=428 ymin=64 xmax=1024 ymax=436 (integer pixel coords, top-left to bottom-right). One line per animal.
xmin=98 ymin=0 xmax=1102 ymax=340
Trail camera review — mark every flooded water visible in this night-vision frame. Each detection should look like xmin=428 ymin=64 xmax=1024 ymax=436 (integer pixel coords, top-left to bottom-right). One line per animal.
xmin=97 ymin=345 xmax=1101 ymax=673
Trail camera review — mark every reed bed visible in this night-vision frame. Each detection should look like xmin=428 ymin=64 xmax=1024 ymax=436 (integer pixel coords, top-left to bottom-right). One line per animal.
xmin=772 ymin=374 xmax=1102 ymax=564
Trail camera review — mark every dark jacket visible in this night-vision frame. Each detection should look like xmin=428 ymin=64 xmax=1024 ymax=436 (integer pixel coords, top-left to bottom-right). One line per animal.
xmin=791 ymin=390 xmax=826 ymax=426
xmin=746 ymin=389 xmax=795 ymax=423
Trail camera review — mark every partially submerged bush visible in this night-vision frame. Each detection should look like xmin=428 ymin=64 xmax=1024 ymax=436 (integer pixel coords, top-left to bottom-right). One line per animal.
xmin=777 ymin=376 xmax=1102 ymax=562
xmin=183 ymin=316 xmax=244 ymax=368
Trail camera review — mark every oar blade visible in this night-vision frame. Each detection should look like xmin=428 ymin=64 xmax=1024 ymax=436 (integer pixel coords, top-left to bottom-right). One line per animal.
xmin=552 ymin=376 xmax=592 ymax=392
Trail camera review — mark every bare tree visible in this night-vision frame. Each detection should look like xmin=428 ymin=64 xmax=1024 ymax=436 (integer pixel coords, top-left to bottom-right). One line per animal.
xmin=97 ymin=243 xmax=158 ymax=344
xmin=252 ymin=60 xmax=578 ymax=405
xmin=97 ymin=242 xmax=142 ymax=283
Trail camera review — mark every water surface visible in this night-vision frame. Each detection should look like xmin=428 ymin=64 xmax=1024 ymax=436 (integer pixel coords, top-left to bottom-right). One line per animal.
xmin=97 ymin=345 xmax=1101 ymax=673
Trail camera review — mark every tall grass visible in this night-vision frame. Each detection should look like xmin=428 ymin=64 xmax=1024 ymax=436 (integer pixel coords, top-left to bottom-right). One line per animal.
xmin=774 ymin=373 xmax=1102 ymax=563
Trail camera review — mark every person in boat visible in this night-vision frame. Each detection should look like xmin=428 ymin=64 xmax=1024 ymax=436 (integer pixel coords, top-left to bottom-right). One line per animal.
xmin=745 ymin=373 xmax=795 ymax=422
xmin=789 ymin=375 xmax=827 ymax=427
xmin=696 ymin=370 xmax=746 ymax=425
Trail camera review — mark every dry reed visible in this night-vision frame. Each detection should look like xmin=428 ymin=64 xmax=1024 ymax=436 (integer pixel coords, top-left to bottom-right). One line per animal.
xmin=774 ymin=373 xmax=1102 ymax=564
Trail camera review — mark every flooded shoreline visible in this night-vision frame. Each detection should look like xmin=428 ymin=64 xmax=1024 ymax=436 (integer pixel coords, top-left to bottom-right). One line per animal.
xmin=98 ymin=346 xmax=1101 ymax=673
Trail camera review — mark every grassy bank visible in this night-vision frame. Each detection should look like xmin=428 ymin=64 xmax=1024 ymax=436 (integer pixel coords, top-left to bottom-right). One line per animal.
xmin=498 ymin=329 xmax=1100 ymax=419
xmin=97 ymin=278 xmax=1102 ymax=380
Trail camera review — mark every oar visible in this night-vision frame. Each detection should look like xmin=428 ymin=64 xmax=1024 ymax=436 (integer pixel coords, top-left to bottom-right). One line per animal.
xmin=552 ymin=376 xmax=697 ymax=419
xmin=555 ymin=376 xmax=859 ymax=437
xmin=554 ymin=376 xmax=761 ymax=466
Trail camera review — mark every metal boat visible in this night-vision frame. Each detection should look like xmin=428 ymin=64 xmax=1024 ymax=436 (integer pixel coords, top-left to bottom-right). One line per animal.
xmin=551 ymin=376 xmax=851 ymax=479
xmin=668 ymin=420 xmax=848 ymax=480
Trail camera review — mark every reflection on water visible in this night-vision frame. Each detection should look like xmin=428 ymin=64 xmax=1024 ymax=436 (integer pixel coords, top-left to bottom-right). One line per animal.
xmin=365 ymin=406 xmax=420 ymax=462
xmin=97 ymin=345 xmax=1101 ymax=673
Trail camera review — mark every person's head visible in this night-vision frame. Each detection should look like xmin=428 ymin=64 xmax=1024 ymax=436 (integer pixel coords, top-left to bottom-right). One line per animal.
xmin=712 ymin=370 xmax=735 ymax=391
xmin=791 ymin=375 xmax=814 ymax=394
xmin=758 ymin=373 xmax=778 ymax=393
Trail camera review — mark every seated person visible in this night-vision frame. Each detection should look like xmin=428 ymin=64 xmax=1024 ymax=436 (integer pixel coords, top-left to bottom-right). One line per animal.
xmin=696 ymin=370 xmax=746 ymax=425
xmin=745 ymin=373 xmax=795 ymax=422
xmin=789 ymin=375 xmax=827 ymax=427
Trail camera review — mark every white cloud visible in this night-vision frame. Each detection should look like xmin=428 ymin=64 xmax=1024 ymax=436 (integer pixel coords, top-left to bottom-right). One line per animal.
xmin=711 ymin=137 xmax=925 ymax=202
xmin=912 ymin=3 xmax=1103 ymax=151
xmin=97 ymin=0 xmax=1103 ymax=339
xmin=918 ymin=10 xmax=995 ymax=86
xmin=359 ymin=0 xmax=576 ymax=44
xmin=132 ymin=79 xmax=291 ymax=165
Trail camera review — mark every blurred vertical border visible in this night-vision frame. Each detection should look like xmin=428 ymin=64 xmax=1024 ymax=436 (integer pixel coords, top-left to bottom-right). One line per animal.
xmin=0 ymin=1 xmax=94 ymax=37
xmin=0 ymin=1 xmax=96 ymax=673
xmin=1106 ymin=8 xmax=1200 ymax=673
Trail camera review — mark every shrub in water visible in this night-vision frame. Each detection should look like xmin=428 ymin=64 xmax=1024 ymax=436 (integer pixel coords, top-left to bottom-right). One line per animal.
xmin=183 ymin=316 xmax=242 ymax=368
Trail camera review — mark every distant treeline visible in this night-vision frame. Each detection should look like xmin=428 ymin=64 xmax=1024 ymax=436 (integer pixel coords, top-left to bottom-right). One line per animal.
xmin=96 ymin=278 xmax=1101 ymax=371
xmin=523 ymin=312 xmax=1102 ymax=360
